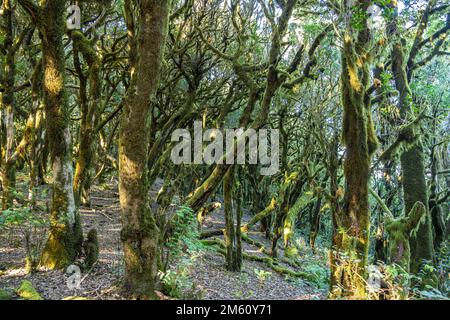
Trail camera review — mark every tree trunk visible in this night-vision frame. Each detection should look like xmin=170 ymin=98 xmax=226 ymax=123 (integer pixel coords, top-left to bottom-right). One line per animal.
xmin=389 ymin=8 xmax=434 ymax=272
xmin=223 ymin=166 xmax=242 ymax=271
xmin=330 ymin=0 xmax=378 ymax=299
xmin=72 ymin=31 xmax=101 ymax=207
xmin=36 ymin=0 xmax=83 ymax=269
xmin=309 ymin=197 xmax=322 ymax=254
xmin=400 ymin=146 xmax=434 ymax=271
xmin=118 ymin=0 xmax=170 ymax=298
xmin=28 ymin=61 xmax=45 ymax=206
xmin=0 ymin=0 xmax=16 ymax=209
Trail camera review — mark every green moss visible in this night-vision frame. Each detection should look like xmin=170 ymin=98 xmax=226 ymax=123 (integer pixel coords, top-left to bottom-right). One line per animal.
xmin=83 ymin=228 xmax=99 ymax=269
xmin=25 ymin=256 xmax=38 ymax=274
xmin=384 ymin=202 xmax=426 ymax=272
xmin=40 ymin=188 xmax=83 ymax=269
xmin=40 ymin=222 xmax=75 ymax=269
xmin=284 ymin=246 xmax=298 ymax=259
xmin=0 ymin=288 xmax=13 ymax=300
xmin=16 ymin=280 xmax=43 ymax=300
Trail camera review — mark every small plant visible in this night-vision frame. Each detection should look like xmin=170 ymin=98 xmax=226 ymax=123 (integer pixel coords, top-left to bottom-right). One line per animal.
xmin=254 ymin=268 xmax=271 ymax=287
xmin=161 ymin=205 xmax=204 ymax=270
xmin=158 ymin=205 xmax=206 ymax=299
xmin=301 ymin=263 xmax=329 ymax=289
xmin=350 ymin=6 xmax=369 ymax=31
xmin=410 ymin=259 xmax=448 ymax=300
xmin=0 ymin=189 xmax=48 ymax=273
xmin=379 ymin=263 xmax=412 ymax=299
xmin=239 ymin=272 xmax=249 ymax=285
xmin=16 ymin=280 xmax=43 ymax=300
xmin=158 ymin=254 xmax=204 ymax=299
xmin=233 ymin=290 xmax=244 ymax=299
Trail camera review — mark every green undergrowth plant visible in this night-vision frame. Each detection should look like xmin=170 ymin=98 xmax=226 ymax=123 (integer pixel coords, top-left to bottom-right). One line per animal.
xmin=290 ymin=234 xmax=330 ymax=289
xmin=365 ymin=257 xmax=448 ymax=300
xmin=300 ymin=263 xmax=329 ymax=289
xmin=411 ymin=250 xmax=449 ymax=300
xmin=159 ymin=205 xmax=206 ymax=299
xmin=158 ymin=252 xmax=204 ymax=299
xmin=254 ymin=268 xmax=272 ymax=287
xmin=0 ymin=188 xmax=48 ymax=273
xmin=162 ymin=206 xmax=204 ymax=266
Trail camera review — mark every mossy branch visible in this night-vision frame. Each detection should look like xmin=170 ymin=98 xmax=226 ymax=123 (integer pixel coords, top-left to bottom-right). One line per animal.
xmin=241 ymin=198 xmax=277 ymax=232
xmin=405 ymin=201 xmax=426 ymax=236
xmin=379 ymin=111 xmax=427 ymax=161
xmin=369 ymin=187 xmax=394 ymax=219
xmin=201 ymin=238 xmax=316 ymax=281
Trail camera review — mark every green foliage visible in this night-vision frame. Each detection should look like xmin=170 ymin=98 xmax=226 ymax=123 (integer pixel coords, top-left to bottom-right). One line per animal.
xmin=16 ymin=280 xmax=43 ymax=300
xmin=158 ymin=252 xmax=204 ymax=299
xmin=164 ymin=206 xmax=203 ymax=259
xmin=301 ymin=263 xmax=329 ymax=289
xmin=385 ymin=263 xmax=412 ymax=291
xmin=376 ymin=258 xmax=448 ymax=300
xmin=284 ymin=246 xmax=298 ymax=258
xmin=0 ymin=188 xmax=48 ymax=273
xmin=303 ymin=23 xmax=322 ymax=35
xmin=159 ymin=206 xmax=205 ymax=298
xmin=415 ymin=286 xmax=448 ymax=300
xmin=0 ymin=207 xmax=41 ymax=227
xmin=350 ymin=6 xmax=369 ymax=31
xmin=380 ymin=6 xmax=395 ymax=20
xmin=435 ymin=242 xmax=450 ymax=295
xmin=379 ymin=71 xmax=396 ymax=95
xmin=0 ymin=189 xmax=46 ymax=228
xmin=254 ymin=268 xmax=271 ymax=286
xmin=0 ymin=288 xmax=12 ymax=300
xmin=411 ymin=250 xmax=449 ymax=300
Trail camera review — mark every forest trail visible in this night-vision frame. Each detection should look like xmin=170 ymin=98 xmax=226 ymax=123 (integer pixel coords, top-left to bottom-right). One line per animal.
xmin=0 ymin=180 xmax=326 ymax=300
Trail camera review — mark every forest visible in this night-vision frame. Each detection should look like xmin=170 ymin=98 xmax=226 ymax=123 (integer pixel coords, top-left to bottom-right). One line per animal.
xmin=0 ymin=0 xmax=449 ymax=301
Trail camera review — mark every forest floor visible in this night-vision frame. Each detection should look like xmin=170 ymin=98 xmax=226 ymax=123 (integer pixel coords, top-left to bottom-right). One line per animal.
xmin=0 ymin=180 xmax=328 ymax=300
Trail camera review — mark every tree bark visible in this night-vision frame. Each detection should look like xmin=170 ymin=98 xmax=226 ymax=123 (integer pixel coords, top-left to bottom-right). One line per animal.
xmin=0 ymin=0 xmax=16 ymax=209
xmin=118 ymin=0 xmax=170 ymax=298
xmin=389 ymin=4 xmax=434 ymax=272
xmin=330 ymin=0 xmax=378 ymax=299
xmin=72 ymin=31 xmax=101 ymax=207
xmin=33 ymin=0 xmax=83 ymax=269
xmin=223 ymin=166 xmax=242 ymax=271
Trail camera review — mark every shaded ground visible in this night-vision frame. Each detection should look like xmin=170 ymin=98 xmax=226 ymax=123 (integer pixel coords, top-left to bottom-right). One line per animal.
xmin=0 ymin=181 xmax=327 ymax=300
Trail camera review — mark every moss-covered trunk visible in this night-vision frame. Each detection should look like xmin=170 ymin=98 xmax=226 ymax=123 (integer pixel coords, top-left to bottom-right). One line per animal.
xmin=330 ymin=0 xmax=378 ymax=299
xmin=72 ymin=31 xmax=101 ymax=207
xmin=15 ymin=0 xmax=79 ymax=267
xmin=309 ymin=196 xmax=322 ymax=253
xmin=0 ymin=0 xmax=16 ymax=209
xmin=223 ymin=166 xmax=242 ymax=271
xmin=28 ymin=61 xmax=45 ymax=205
xmin=35 ymin=0 xmax=83 ymax=269
xmin=390 ymin=11 xmax=434 ymax=272
xmin=119 ymin=0 xmax=170 ymax=298
xmin=224 ymin=167 xmax=236 ymax=270
xmin=400 ymin=146 xmax=433 ymax=271
xmin=429 ymin=142 xmax=445 ymax=250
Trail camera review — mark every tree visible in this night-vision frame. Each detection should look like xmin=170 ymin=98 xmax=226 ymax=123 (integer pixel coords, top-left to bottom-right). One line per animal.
xmin=18 ymin=0 xmax=83 ymax=269
xmin=329 ymin=0 xmax=379 ymax=299
xmin=385 ymin=0 xmax=450 ymax=272
xmin=118 ymin=0 xmax=170 ymax=298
